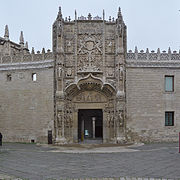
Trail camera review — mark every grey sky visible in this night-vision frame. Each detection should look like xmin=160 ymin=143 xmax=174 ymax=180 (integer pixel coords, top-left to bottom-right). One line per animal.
xmin=0 ymin=0 xmax=180 ymax=52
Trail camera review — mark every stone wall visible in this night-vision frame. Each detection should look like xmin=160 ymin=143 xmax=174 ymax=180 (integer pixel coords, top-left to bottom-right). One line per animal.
xmin=126 ymin=49 xmax=180 ymax=142
xmin=0 ymin=57 xmax=54 ymax=143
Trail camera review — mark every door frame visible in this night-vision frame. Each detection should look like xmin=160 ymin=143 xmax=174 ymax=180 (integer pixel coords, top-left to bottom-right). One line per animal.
xmin=72 ymin=102 xmax=108 ymax=143
xmin=78 ymin=109 xmax=103 ymax=142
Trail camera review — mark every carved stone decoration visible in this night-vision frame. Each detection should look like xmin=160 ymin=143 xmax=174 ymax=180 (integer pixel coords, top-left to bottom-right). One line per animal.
xmin=65 ymin=74 xmax=116 ymax=99
xmin=66 ymin=68 xmax=73 ymax=77
xmin=78 ymin=34 xmax=102 ymax=55
xmin=65 ymin=55 xmax=74 ymax=67
xmin=77 ymin=34 xmax=103 ymax=72
xmin=65 ymin=80 xmax=74 ymax=88
xmin=57 ymin=112 xmax=64 ymax=138
xmin=106 ymin=55 xmax=115 ymax=67
xmin=117 ymin=23 xmax=123 ymax=37
xmin=119 ymin=66 xmax=124 ymax=79
xmin=58 ymin=66 xmax=62 ymax=78
xmin=105 ymin=110 xmax=114 ymax=128
xmin=106 ymin=40 xmax=115 ymax=53
xmin=52 ymin=8 xmax=127 ymax=144
xmin=107 ymin=67 xmax=114 ymax=77
xmin=78 ymin=55 xmax=102 ymax=72
xmin=117 ymin=110 xmax=124 ymax=127
xmin=73 ymin=91 xmax=107 ymax=103
xmin=65 ymin=40 xmax=74 ymax=53
xmin=58 ymin=21 xmax=63 ymax=37
xmin=63 ymin=102 xmax=73 ymax=135
xmin=78 ymin=23 xmax=103 ymax=34
xmin=64 ymin=109 xmax=73 ymax=128
xmin=93 ymin=16 xmax=102 ymax=20
xmin=78 ymin=16 xmax=86 ymax=20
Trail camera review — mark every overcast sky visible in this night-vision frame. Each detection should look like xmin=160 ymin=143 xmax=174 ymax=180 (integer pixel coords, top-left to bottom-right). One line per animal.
xmin=0 ymin=0 xmax=180 ymax=52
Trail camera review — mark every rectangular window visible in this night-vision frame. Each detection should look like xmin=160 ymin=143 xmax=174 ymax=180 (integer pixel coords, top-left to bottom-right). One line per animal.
xmin=165 ymin=76 xmax=174 ymax=92
xmin=32 ymin=73 xmax=37 ymax=81
xmin=165 ymin=112 xmax=174 ymax=126
xmin=7 ymin=74 xmax=12 ymax=81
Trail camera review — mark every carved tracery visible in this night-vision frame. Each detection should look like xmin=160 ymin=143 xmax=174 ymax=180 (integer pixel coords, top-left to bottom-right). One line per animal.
xmin=77 ymin=34 xmax=103 ymax=72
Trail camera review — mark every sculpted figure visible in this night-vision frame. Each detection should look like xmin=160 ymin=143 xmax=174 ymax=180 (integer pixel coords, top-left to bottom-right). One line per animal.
xmin=118 ymin=111 xmax=123 ymax=127
xmin=57 ymin=113 xmax=63 ymax=128
xmin=120 ymin=66 xmax=124 ymax=78
xmin=58 ymin=67 xmax=62 ymax=77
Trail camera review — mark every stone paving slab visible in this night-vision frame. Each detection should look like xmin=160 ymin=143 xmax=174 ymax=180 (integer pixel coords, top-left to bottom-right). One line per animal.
xmin=0 ymin=173 xmax=23 ymax=180
xmin=0 ymin=176 xmax=177 ymax=180
xmin=39 ymin=143 xmax=143 ymax=153
xmin=0 ymin=143 xmax=180 ymax=180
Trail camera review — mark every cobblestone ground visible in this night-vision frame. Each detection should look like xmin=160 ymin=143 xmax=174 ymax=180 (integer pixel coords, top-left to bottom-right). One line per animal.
xmin=0 ymin=143 xmax=180 ymax=180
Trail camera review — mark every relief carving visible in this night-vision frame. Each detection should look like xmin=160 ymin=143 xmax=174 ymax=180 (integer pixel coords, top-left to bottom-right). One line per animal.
xmin=57 ymin=113 xmax=63 ymax=128
xmin=77 ymin=34 xmax=103 ymax=72
xmin=78 ymin=34 xmax=102 ymax=55
xmin=107 ymin=79 xmax=116 ymax=89
xmin=117 ymin=110 xmax=124 ymax=127
xmin=65 ymin=109 xmax=73 ymax=128
xmin=65 ymin=80 xmax=74 ymax=87
xmin=105 ymin=110 xmax=114 ymax=128
xmin=78 ymin=23 xmax=103 ymax=34
xmin=78 ymin=55 xmax=102 ymax=72
xmin=106 ymin=55 xmax=115 ymax=67
xmin=65 ymin=39 xmax=74 ymax=53
xmin=106 ymin=40 xmax=115 ymax=53
xmin=58 ymin=66 xmax=62 ymax=77
xmin=58 ymin=21 xmax=63 ymax=37
xmin=66 ymin=68 xmax=73 ymax=77
xmin=73 ymin=91 xmax=107 ymax=103
xmin=119 ymin=65 xmax=124 ymax=79
xmin=117 ymin=23 xmax=123 ymax=37
xmin=65 ymin=55 xmax=74 ymax=67
xmin=107 ymin=67 xmax=114 ymax=77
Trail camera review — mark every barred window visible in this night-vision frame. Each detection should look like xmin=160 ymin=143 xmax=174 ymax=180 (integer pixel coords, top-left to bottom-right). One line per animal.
xmin=165 ymin=112 xmax=174 ymax=126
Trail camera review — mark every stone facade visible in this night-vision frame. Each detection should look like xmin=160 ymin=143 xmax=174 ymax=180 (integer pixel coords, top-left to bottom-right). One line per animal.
xmin=126 ymin=49 xmax=180 ymax=142
xmin=0 ymin=36 xmax=54 ymax=143
xmin=52 ymin=7 xmax=126 ymax=144
xmin=0 ymin=7 xmax=179 ymax=144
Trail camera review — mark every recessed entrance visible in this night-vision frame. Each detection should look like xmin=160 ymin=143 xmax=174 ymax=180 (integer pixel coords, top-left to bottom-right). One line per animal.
xmin=78 ymin=109 xmax=103 ymax=142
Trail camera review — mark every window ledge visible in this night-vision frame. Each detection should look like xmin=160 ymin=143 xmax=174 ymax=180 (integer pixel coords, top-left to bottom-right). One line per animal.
xmin=163 ymin=91 xmax=175 ymax=94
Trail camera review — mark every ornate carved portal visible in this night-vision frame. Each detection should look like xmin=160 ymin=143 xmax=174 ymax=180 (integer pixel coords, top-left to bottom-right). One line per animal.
xmin=53 ymin=7 xmax=127 ymax=144
xmin=55 ymin=75 xmax=122 ymax=144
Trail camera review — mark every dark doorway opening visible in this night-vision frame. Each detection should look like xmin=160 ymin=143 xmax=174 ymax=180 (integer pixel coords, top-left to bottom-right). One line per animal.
xmin=78 ymin=109 xmax=103 ymax=142
xmin=48 ymin=130 xmax=53 ymax=144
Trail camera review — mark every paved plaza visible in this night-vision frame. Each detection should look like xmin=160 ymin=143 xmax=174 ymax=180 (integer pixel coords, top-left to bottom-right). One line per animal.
xmin=0 ymin=142 xmax=180 ymax=180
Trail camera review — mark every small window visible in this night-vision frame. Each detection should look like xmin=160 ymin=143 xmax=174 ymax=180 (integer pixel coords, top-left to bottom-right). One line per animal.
xmin=32 ymin=73 xmax=37 ymax=81
xmin=165 ymin=76 xmax=174 ymax=92
xmin=165 ymin=112 xmax=174 ymax=126
xmin=7 ymin=74 xmax=12 ymax=81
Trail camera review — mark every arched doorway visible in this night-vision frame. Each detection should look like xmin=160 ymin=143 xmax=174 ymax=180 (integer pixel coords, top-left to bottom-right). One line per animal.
xmin=56 ymin=74 xmax=117 ymax=144
xmin=65 ymin=74 xmax=116 ymax=143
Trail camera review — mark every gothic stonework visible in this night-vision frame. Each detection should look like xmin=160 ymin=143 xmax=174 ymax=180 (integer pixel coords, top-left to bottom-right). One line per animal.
xmin=73 ymin=91 xmax=107 ymax=103
xmin=0 ymin=7 xmax=179 ymax=144
xmin=77 ymin=34 xmax=103 ymax=72
xmin=52 ymin=7 xmax=126 ymax=144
